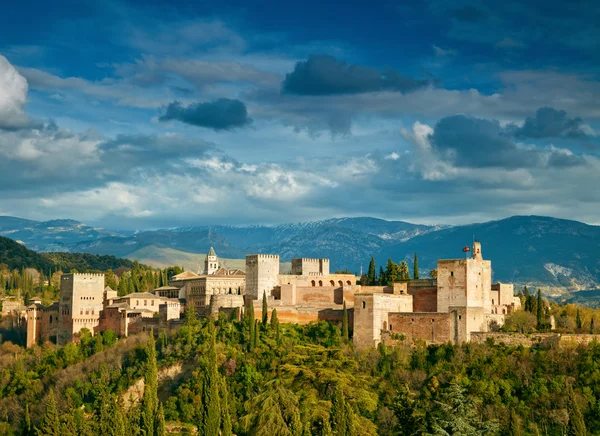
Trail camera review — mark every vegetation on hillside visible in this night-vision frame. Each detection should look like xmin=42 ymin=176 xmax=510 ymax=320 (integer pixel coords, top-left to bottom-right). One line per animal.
xmin=2 ymin=308 xmax=600 ymax=435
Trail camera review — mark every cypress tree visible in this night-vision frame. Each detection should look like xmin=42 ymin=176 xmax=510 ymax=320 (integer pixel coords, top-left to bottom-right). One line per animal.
xmin=590 ymin=317 xmax=595 ymax=334
xmin=378 ymin=266 xmax=385 ymax=285
xmin=262 ymin=291 xmax=268 ymax=327
xmin=576 ymin=309 xmax=583 ymax=329
xmin=342 ymin=301 xmax=349 ymax=342
xmin=367 ymin=257 xmax=376 ymax=286
xmin=37 ymin=389 xmax=61 ymax=436
xmin=200 ymin=320 xmax=221 ymax=436
xmin=141 ymin=331 xmax=158 ymax=436
xmin=330 ymin=385 xmax=352 ymax=436
xmin=271 ymin=308 xmax=280 ymax=344
xmin=253 ymin=319 xmax=260 ymax=348
xmin=248 ymin=302 xmax=255 ymax=351
xmin=523 ymin=286 xmax=530 ymax=311
xmin=567 ymin=385 xmax=587 ymax=436
xmin=23 ymin=403 xmax=32 ymax=436
xmin=536 ymin=290 xmax=543 ymax=329
xmin=155 ymin=403 xmax=166 ymax=436
xmin=413 ymin=253 xmax=419 ymax=280
xmin=220 ymin=378 xmax=233 ymax=436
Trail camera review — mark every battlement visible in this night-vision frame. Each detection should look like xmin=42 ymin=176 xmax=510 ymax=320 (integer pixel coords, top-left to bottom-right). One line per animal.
xmin=291 ymin=257 xmax=330 ymax=276
xmin=62 ymin=273 xmax=105 ymax=278
xmin=247 ymin=254 xmax=280 ymax=260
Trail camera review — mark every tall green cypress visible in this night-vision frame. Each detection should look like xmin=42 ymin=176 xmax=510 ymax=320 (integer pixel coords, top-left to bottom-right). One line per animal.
xmin=248 ymin=302 xmax=255 ymax=351
xmin=23 ymin=403 xmax=32 ymax=436
xmin=37 ymin=389 xmax=61 ymax=436
xmin=367 ymin=257 xmax=376 ymax=286
xmin=220 ymin=378 xmax=233 ymax=436
xmin=342 ymin=301 xmax=349 ymax=342
xmin=591 ymin=317 xmax=595 ymax=334
xmin=567 ymin=385 xmax=587 ymax=436
xmin=141 ymin=332 xmax=158 ymax=436
xmin=262 ymin=291 xmax=268 ymax=327
xmin=253 ymin=319 xmax=260 ymax=348
xmin=330 ymin=385 xmax=352 ymax=436
xmin=200 ymin=320 xmax=221 ymax=436
xmin=576 ymin=309 xmax=583 ymax=329
xmin=271 ymin=308 xmax=280 ymax=344
xmin=413 ymin=253 xmax=419 ymax=280
xmin=536 ymin=290 xmax=543 ymax=329
xmin=155 ymin=404 xmax=166 ymax=436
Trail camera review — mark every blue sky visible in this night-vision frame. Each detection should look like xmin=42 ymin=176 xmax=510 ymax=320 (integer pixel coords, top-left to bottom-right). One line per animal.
xmin=0 ymin=0 xmax=599 ymax=229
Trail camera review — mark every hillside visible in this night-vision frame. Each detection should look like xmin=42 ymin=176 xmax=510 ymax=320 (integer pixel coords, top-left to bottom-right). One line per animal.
xmin=0 ymin=235 xmax=137 ymax=273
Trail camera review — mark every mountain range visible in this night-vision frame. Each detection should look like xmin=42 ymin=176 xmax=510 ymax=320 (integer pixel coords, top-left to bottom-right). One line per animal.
xmin=1 ymin=214 xmax=599 ymax=299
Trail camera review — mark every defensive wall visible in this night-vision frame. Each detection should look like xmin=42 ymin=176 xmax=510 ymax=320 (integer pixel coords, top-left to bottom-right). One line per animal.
xmin=471 ymin=332 xmax=600 ymax=348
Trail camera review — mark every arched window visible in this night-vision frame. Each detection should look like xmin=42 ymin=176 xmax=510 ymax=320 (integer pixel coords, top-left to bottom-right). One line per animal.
xmin=339 ymin=280 xmax=343 ymax=287
xmin=362 ymin=301 xmax=366 ymax=309
xmin=330 ymin=280 xmax=335 ymax=286
xmin=318 ymin=280 xmax=323 ymax=287
xmin=346 ymin=280 xmax=351 ymax=286
xmin=311 ymin=280 xmax=316 ymax=287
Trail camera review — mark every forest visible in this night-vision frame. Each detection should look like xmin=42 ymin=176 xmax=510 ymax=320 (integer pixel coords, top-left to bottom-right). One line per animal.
xmin=0 ymin=303 xmax=599 ymax=436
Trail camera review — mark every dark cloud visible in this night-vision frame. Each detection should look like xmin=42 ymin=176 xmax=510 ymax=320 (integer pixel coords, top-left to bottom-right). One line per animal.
xmin=446 ymin=5 xmax=488 ymax=22
xmin=508 ymin=107 xmax=591 ymax=139
xmin=281 ymin=55 xmax=434 ymax=96
xmin=429 ymin=115 xmax=585 ymax=169
xmin=159 ymin=98 xmax=252 ymax=130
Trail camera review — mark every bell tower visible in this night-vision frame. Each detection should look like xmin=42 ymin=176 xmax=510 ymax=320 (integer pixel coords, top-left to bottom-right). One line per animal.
xmin=205 ymin=247 xmax=219 ymax=275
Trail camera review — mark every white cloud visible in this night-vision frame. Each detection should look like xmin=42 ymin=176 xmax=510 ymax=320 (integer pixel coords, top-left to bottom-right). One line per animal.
xmin=0 ymin=55 xmax=29 ymax=128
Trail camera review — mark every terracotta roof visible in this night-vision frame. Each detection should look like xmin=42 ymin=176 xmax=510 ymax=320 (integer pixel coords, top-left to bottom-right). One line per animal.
xmin=213 ymin=267 xmax=246 ymax=276
xmin=154 ymin=286 xmax=179 ymax=291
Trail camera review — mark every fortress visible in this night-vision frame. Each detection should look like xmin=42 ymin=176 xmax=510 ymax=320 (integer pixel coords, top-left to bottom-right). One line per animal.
xmin=25 ymin=242 xmax=520 ymax=349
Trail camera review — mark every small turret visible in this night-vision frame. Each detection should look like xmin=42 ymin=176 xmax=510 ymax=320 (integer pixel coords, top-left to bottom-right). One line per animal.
xmin=205 ymin=247 xmax=219 ymax=275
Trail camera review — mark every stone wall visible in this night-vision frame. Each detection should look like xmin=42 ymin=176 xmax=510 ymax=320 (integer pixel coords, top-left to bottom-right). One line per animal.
xmin=291 ymin=258 xmax=330 ymax=276
xmin=386 ymin=312 xmax=453 ymax=344
xmin=471 ymin=332 xmax=600 ymax=348
xmin=407 ymin=280 xmax=438 ymax=312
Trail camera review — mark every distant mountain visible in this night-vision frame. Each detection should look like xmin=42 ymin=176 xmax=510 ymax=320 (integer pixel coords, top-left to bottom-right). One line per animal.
xmin=2 ymin=214 xmax=600 ymax=301
xmin=382 ymin=216 xmax=600 ymax=296
xmin=0 ymin=216 xmax=126 ymax=252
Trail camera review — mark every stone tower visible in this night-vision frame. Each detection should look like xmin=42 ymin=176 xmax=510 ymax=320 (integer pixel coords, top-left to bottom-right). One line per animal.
xmin=473 ymin=241 xmax=482 ymax=260
xmin=58 ymin=273 xmax=105 ymax=345
xmin=205 ymin=247 xmax=219 ymax=275
xmin=245 ymin=254 xmax=280 ymax=299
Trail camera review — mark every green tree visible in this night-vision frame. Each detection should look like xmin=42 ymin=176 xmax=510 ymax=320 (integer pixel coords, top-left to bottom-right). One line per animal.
xmin=378 ymin=266 xmax=385 ymax=285
xmin=22 ymin=404 xmax=33 ymax=436
xmin=271 ymin=308 xmax=280 ymax=344
xmin=384 ymin=259 xmax=400 ymax=286
xmin=367 ymin=257 xmax=376 ymax=286
xmin=341 ymin=301 xmax=349 ymax=342
xmin=199 ymin=321 xmax=221 ymax=436
xmin=399 ymin=261 xmax=410 ymax=281
xmin=37 ymin=389 xmax=61 ymax=436
xmin=508 ymin=409 xmax=523 ymax=436
xmin=331 ymin=385 xmax=352 ymax=436
xmin=262 ymin=291 xmax=268 ymax=327
xmin=413 ymin=253 xmax=419 ymax=280
xmin=536 ymin=289 xmax=543 ymax=329
xmin=567 ymin=385 xmax=587 ymax=436
xmin=155 ymin=403 xmax=166 ymax=436
xmin=576 ymin=309 xmax=583 ymax=329
xmin=590 ymin=317 xmax=595 ymax=334
xmin=141 ymin=332 xmax=158 ymax=436
xmin=392 ymin=385 xmax=424 ymax=436
xmin=221 ymin=378 xmax=233 ymax=436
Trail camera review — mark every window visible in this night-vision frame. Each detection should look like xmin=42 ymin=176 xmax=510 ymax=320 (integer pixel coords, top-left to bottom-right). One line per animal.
xmin=450 ymin=271 xmax=454 ymax=277
xmin=144 ymin=300 xmax=147 ymax=306
xmin=459 ymin=315 xmax=462 ymax=320
xmin=389 ymin=324 xmax=393 ymax=331
xmin=151 ymin=300 xmax=154 ymax=306
xmin=136 ymin=300 xmax=139 ymax=306
xmin=362 ymin=301 xmax=366 ymax=309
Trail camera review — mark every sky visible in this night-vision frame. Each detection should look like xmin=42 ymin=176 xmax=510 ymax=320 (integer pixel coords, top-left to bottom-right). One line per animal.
xmin=0 ymin=0 xmax=599 ymax=229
